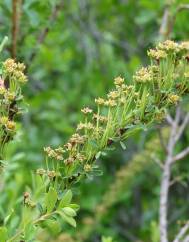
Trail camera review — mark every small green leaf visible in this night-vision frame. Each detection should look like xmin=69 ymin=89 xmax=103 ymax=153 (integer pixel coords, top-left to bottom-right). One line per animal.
xmin=58 ymin=190 xmax=72 ymax=209
xmin=44 ymin=220 xmax=61 ymax=235
xmin=69 ymin=203 xmax=80 ymax=211
xmin=101 ymin=151 xmax=107 ymax=156
xmin=58 ymin=211 xmax=76 ymax=227
xmin=92 ymin=168 xmax=103 ymax=176
xmin=35 ymin=175 xmax=46 ymax=197
xmin=0 ymin=227 xmax=8 ymax=242
xmin=105 ymin=146 xmax=115 ymax=151
xmin=36 ymin=203 xmax=43 ymax=215
xmin=120 ymin=141 xmax=126 ymax=150
xmin=89 ymin=139 xmax=98 ymax=148
xmin=45 ymin=187 xmax=57 ymax=213
xmin=102 ymin=236 xmax=113 ymax=242
xmin=4 ymin=209 xmax=14 ymax=225
xmin=62 ymin=207 xmax=76 ymax=217
xmin=95 ymin=151 xmax=101 ymax=159
xmin=24 ymin=223 xmax=37 ymax=241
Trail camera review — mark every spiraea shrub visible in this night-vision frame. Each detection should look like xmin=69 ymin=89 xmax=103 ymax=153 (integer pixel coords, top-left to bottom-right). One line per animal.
xmin=0 ymin=40 xmax=189 ymax=241
xmin=42 ymin=40 xmax=189 ymax=189
xmin=0 ymin=58 xmax=27 ymax=162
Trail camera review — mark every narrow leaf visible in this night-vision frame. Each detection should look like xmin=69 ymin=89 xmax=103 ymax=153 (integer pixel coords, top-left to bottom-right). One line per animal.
xmin=4 ymin=209 xmax=14 ymax=225
xmin=120 ymin=141 xmax=126 ymax=150
xmin=95 ymin=151 xmax=101 ymax=159
xmin=62 ymin=207 xmax=76 ymax=217
xmin=58 ymin=190 xmax=72 ymax=209
xmin=0 ymin=227 xmax=8 ymax=242
xmin=45 ymin=187 xmax=57 ymax=213
xmin=69 ymin=203 xmax=80 ymax=211
xmin=44 ymin=220 xmax=61 ymax=235
xmin=58 ymin=211 xmax=76 ymax=227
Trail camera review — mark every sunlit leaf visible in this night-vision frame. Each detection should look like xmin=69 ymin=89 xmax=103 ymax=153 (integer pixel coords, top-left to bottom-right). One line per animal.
xmin=45 ymin=187 xmax=57 ymax=213
xmin=58 ymin=190 xmax=72 ymax=209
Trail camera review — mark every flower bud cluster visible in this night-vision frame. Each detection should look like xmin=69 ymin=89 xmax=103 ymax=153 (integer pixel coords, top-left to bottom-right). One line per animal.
xmin=147 ymin=49 xmax=167 ymax=60
xmin=0 ymin=59 xmax=27 ymax=155
xmin=0 ymin=116 xmax=16 ymax=132
xmin=77 ymin=122 xmax=94 ymax=131
xmin=44 ymin=146 xmax=65 ymax=160
xmin=168 ymin=94 xmax=180 ymax=104
xmin=81 ymin=107 xmax=93 ymax=114
xmin=133 ymin=67 xmax=153 ymax=83
xmin=158 ymin=40 xmax=179 ymax=52
xmin=3 ymin=58 xmax=27 ymax=84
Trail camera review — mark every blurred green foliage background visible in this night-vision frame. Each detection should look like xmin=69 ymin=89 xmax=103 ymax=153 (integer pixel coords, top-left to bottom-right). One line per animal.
xmin=0 ymin=0 xmax=189 ymax=241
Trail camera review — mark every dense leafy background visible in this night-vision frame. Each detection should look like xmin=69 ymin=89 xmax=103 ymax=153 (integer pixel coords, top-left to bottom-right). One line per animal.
xmin=0 ymin=0 xmax=189 ymax=241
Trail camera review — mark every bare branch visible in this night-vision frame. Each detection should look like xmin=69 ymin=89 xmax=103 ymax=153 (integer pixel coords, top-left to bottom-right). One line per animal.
xmin=159 ymin=7 xmax=171 ymax=40
xmin=158 ymin=4 xmax=189 ymax=240
xmin=159 ymin=3 xmax=189 ymax=41
xmin=175 ymin=113 xmax=189 ymax=142
xmin=177 ymin=4 xmax=189 ymax=12
xmin=172 ymin=147 xmax=189 ymax=163
xmin=12 ymin=0 xmax=22 ymax=58
xmin=169 ymin=176 xmax=183 ymax=187
xmin=182 ymin=235 xmax=189 ymax=242
xmin=159 ymin=160 xmax=171 ymax=242
xmin=173 ymin=221 xmax=189 ymax=242
xmin=159 ymin=108 xmax=181 ymax=242
xmin=175 ymin=107 xmax=181 ymax=126
xmin=166 ymin=113 xmax=174 ymax=126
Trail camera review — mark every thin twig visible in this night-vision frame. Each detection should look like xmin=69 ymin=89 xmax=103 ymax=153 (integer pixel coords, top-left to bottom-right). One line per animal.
xmin=173 ymin=221 xmax=189 ymax=242
xmin=159 ymin=3 xmax=189 ymax=41
xmin=159 ymin=108 xmax=189 ymax=242
xmin=166 ymin=113 xmax=174 ymax=126
xmin=172 ymin=147 xmax=189 ymax=162
xmin=175 ymin=113 xmax=189 ymax=142
xmin=169 ymin=176 xmax=183 ymax=187
xmin=151 ymin=154 xmax=164 ymax=169
xmin=159 ymin=6 xmax=171 ymax=40
xmin=177 ymin=4 xmax=189 ymax=12
xmin=182 ymin=235 xmax=189 ymax=242
xmin=29 ymin=1 xmax=64 ymax=62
